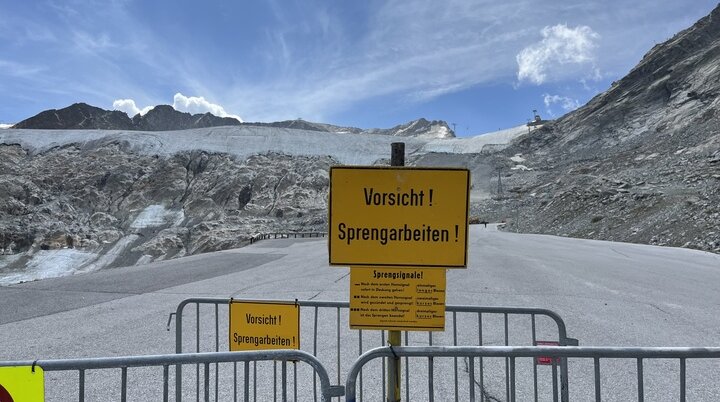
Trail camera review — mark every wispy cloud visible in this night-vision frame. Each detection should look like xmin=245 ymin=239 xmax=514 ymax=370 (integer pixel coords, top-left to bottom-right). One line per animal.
xmin=517 ymin=24 xmax=601 ymax=85
xmin=543 ymin=93 xmax=581 ymax=116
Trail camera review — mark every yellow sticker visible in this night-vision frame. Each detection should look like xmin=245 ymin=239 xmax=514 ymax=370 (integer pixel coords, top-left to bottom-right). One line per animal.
xmin=229 ymin=301 xmax=300 ymax=351
xmin=350 ymin=267 xmax=446 ymax=331
xmin=329 ymin=167 xmax=469 ymax=268
xmin=0 ymin=366 xmax=44 ymax=402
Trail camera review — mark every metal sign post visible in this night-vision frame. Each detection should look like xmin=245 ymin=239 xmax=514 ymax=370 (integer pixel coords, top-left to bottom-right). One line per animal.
xmin=387 ymin=142 xmax=403 ymax=402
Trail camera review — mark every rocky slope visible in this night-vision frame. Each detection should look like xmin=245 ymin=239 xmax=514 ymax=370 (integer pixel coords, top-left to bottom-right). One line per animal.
xmin=472 ymin=5 xmax=720 ymax=253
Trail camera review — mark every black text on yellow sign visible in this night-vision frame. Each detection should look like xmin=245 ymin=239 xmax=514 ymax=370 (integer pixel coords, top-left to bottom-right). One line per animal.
xmin=329 ymin=167 xmax=469 ymax=268
xmin=229 ymin=301 xmax=300 ymax=351
xmin=349 ymin=267 xmax=446 ymax=331
xmin=0 ymin=366 xmax=44 ymax=401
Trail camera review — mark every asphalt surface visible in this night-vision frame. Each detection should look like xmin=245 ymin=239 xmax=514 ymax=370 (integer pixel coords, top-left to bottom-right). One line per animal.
xmin=1 ymin=228 xmax=719 ymax=401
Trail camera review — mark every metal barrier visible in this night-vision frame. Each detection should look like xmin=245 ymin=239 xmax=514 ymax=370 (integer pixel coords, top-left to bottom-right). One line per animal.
xmin=249 ymin=232 xmax=327 ymax=244
xmin=345 ymin=346 xmax=720 ymax=402
xmin=171 ymin=298 xmax=576 ymax=401
xmin=1 ymin=350 xmax=342 ymax=402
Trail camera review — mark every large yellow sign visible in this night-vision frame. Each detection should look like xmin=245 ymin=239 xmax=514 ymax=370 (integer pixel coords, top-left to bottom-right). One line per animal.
xmin=229 ymin=301 xmax=300 ymax=351
xmin=350 ymin=267 xmax=446 ymax=331
xmin=0 ymin=366 xmax=44 ymax=401
xmin=329 ymin=167 xmax=469 ymax=268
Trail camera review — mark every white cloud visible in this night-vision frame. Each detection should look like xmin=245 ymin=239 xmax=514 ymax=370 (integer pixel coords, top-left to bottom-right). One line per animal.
xmin=517 ymin=24 xmax=600 ymax=85
xmin=172 ymin=93 xmax=243 ymax=122
xmin=0 ymin=123 xmax=14 ymax=129
xmin=112 ymin=99 xmax=153 ymax=117
xmin=112 ymin=94 xmax=243 ymax=121
xmin=543 ymin=94 xmax=581 ymax=116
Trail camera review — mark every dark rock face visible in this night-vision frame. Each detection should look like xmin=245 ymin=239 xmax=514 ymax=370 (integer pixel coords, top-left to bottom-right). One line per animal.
xmin=472 ymin=5 xmax=720 ymax=253
xmin=12 ymin=103 xmax=135 ymax=130
xmin=0 ymin=143 xmax=333 ymax=268
xmin=13 ymin=103 xmax=243 ymax=131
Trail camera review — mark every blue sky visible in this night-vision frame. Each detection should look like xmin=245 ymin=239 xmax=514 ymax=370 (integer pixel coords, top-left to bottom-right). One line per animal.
xmin=0 ymin=1 xmax=717 ymax=135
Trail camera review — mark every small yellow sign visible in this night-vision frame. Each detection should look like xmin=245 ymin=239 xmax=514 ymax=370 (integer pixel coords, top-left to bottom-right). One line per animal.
xmin=329 ymin=167 xmax=469 ymax=268
xmin=229 ymin=300 xmax=300 ymax=351
xmin=0 ymin=366 xmax=44 ymax=402
xmin=350 ymin=267 xmax=446 ymax=331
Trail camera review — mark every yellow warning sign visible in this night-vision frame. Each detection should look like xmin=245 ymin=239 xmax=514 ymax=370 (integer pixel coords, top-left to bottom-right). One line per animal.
xmin=229 ymin=300 xmax=300 ymax=351
xmin=350 ymin=267 xmax=446 ymax=331
xmin=329 ymin=167 xmax=469 ymax=268
xmin=0 ymin=366 xmax=44 ymax=402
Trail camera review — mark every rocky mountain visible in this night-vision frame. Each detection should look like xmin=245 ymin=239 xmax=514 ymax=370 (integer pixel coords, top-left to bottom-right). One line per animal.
xmin=12 ymin=103 xmax=135 ymax=130
xmin=12 ymin=103 xmax=243 ymax=131
xmin=472 ymin=4 xmax=720 ymax=253
xmin=13 ymin=104 xmax=455 ymax=138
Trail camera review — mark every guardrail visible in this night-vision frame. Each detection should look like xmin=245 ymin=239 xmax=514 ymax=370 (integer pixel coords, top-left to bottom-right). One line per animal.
xmin=345 ymin=346 xmax=720 ymax=402
xmin=1 ymin=350 xmax=343 ymax=402
xmin=170 ymin=298 xmax=575 ymax=401
xmin=249 ymin=232 xmax=327 ymax=244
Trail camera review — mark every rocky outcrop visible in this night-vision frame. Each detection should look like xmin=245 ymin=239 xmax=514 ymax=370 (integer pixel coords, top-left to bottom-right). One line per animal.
xmin=13 ymin=103 xmax=243 ymax=131
xmin=0 ymin=142 xmax=333 ymax=278
xmin=472 ymin=5 xmax=720 ymax=253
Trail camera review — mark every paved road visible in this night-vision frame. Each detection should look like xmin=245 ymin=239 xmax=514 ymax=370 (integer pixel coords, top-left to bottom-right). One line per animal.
xmin=1 ymin=227 xmax=719 ymax=400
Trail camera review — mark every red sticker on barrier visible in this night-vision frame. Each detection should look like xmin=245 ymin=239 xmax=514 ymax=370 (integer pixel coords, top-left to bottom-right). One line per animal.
xmin=535 ymin=340 xmax=561 ymax=365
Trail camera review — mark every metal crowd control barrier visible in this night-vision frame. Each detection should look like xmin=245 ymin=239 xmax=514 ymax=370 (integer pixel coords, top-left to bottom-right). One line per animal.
xmin=345 ymin=346 xmax=720 ymax=402
xmin=171 ymin=298 xmax=577 ymax=401
xmin=0 ymin=350 xmax=342 ymax=402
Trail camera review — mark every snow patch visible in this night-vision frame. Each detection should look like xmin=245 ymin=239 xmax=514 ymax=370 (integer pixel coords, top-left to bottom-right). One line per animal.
xmin=511 ymin=164 xmax=534 ymax=171
xmin=422 ymin=125 xmax=530 ymax=154
xmin=510 ymin=153 xmax=526 ymax=163
xmin=0 ymin=123 xmax=13 ymax=129
xmin=0 ymin=249 xmax=98 ymax=285
xmin=79 ymin=235 xmax=140 ymax=273
xmin=130 ymin=205 xmax=184 ymax=229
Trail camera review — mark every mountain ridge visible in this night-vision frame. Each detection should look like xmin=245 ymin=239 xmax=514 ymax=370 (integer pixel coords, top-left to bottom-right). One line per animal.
xmin=12 ymin=103 xmax=456 ymax=138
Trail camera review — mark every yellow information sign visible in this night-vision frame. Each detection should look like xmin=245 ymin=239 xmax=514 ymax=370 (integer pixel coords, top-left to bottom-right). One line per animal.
xmin=329 ymin=167 xmax=469 ymax=268
xmin=0 ymin=366 xmax=44 ymax=402
xmin=350 ymin=267 xmax=446 ymax=331
xmin=229 ymin=300 xmax=300 ymax=351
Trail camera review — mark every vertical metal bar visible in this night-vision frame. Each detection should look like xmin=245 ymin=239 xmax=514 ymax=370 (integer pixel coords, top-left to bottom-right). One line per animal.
xmin=532 ymin=314 xmax=538 ymax=402
xmin=453 ymin=311 xmax=458 ymax=402
xmin=680 ymin=358 xmax=686 ymax=402
xmin=404 ymin=331 xmax=409 ymax=400
xmin=504 ymin=313 xmax=509 ymax=402
xmin=313 ymin=306 xmax=318 ymax=402
xmin=381 ymin=331 xmax=386 ymax=398
xmin=282 ymin=361 xmax=287 ymax=402
xmin=164 ymin=365 xmax=170 ymax=402
xmin=509 ymin=357 xmax=516 ymax=402
xmin=79 ymin=369 xmax=85 ymax=402
xmin=204 ymin=363 xmax=210 ymax=402
xmin=478 ymin=313 xmax=483 ymax=402
xmin=337 ymin=306 xmax=341 ymax=393
xmin=244 ymin=361 xmax=250 ymax=402
xmin=637 ymin=358 xmax=644 ymax=402
xmin=294 ymin=362 xmax=297 ymax=402
xmin=215 ymin=304 xmax=219 ymax=402
xmin=274 ymin=361 xmax=278 ymax=402
xmin=359 ymin=330 xmax=364 ymax=402
xmin=233 ymin=362 xmax=237 ymax=402
xmin=594 ymin=357 xmax=601 ymax=402
xmin=469 ymin=357 xmax=476 ymax=402
xmin=176 ymin=303 xmax=183 ymax=402
xmin=552 ymin=360 xmax=558 ymax=402
xmin=121 ymin=367 xmax=128 ymax=402
xmin=253 ymin=362 xmax=257 ymax=402
xmin=429 ymin=331 xmax=434 ymax=402
xmin=197 ymin=304 xmax=201 ymax=402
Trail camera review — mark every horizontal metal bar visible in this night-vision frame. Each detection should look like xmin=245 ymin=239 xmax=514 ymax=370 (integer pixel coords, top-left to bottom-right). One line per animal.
xmin=351 ymin=346 xmax=720 ymax=361
xmin=2 ymin=350 xmax=329 ymax=372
